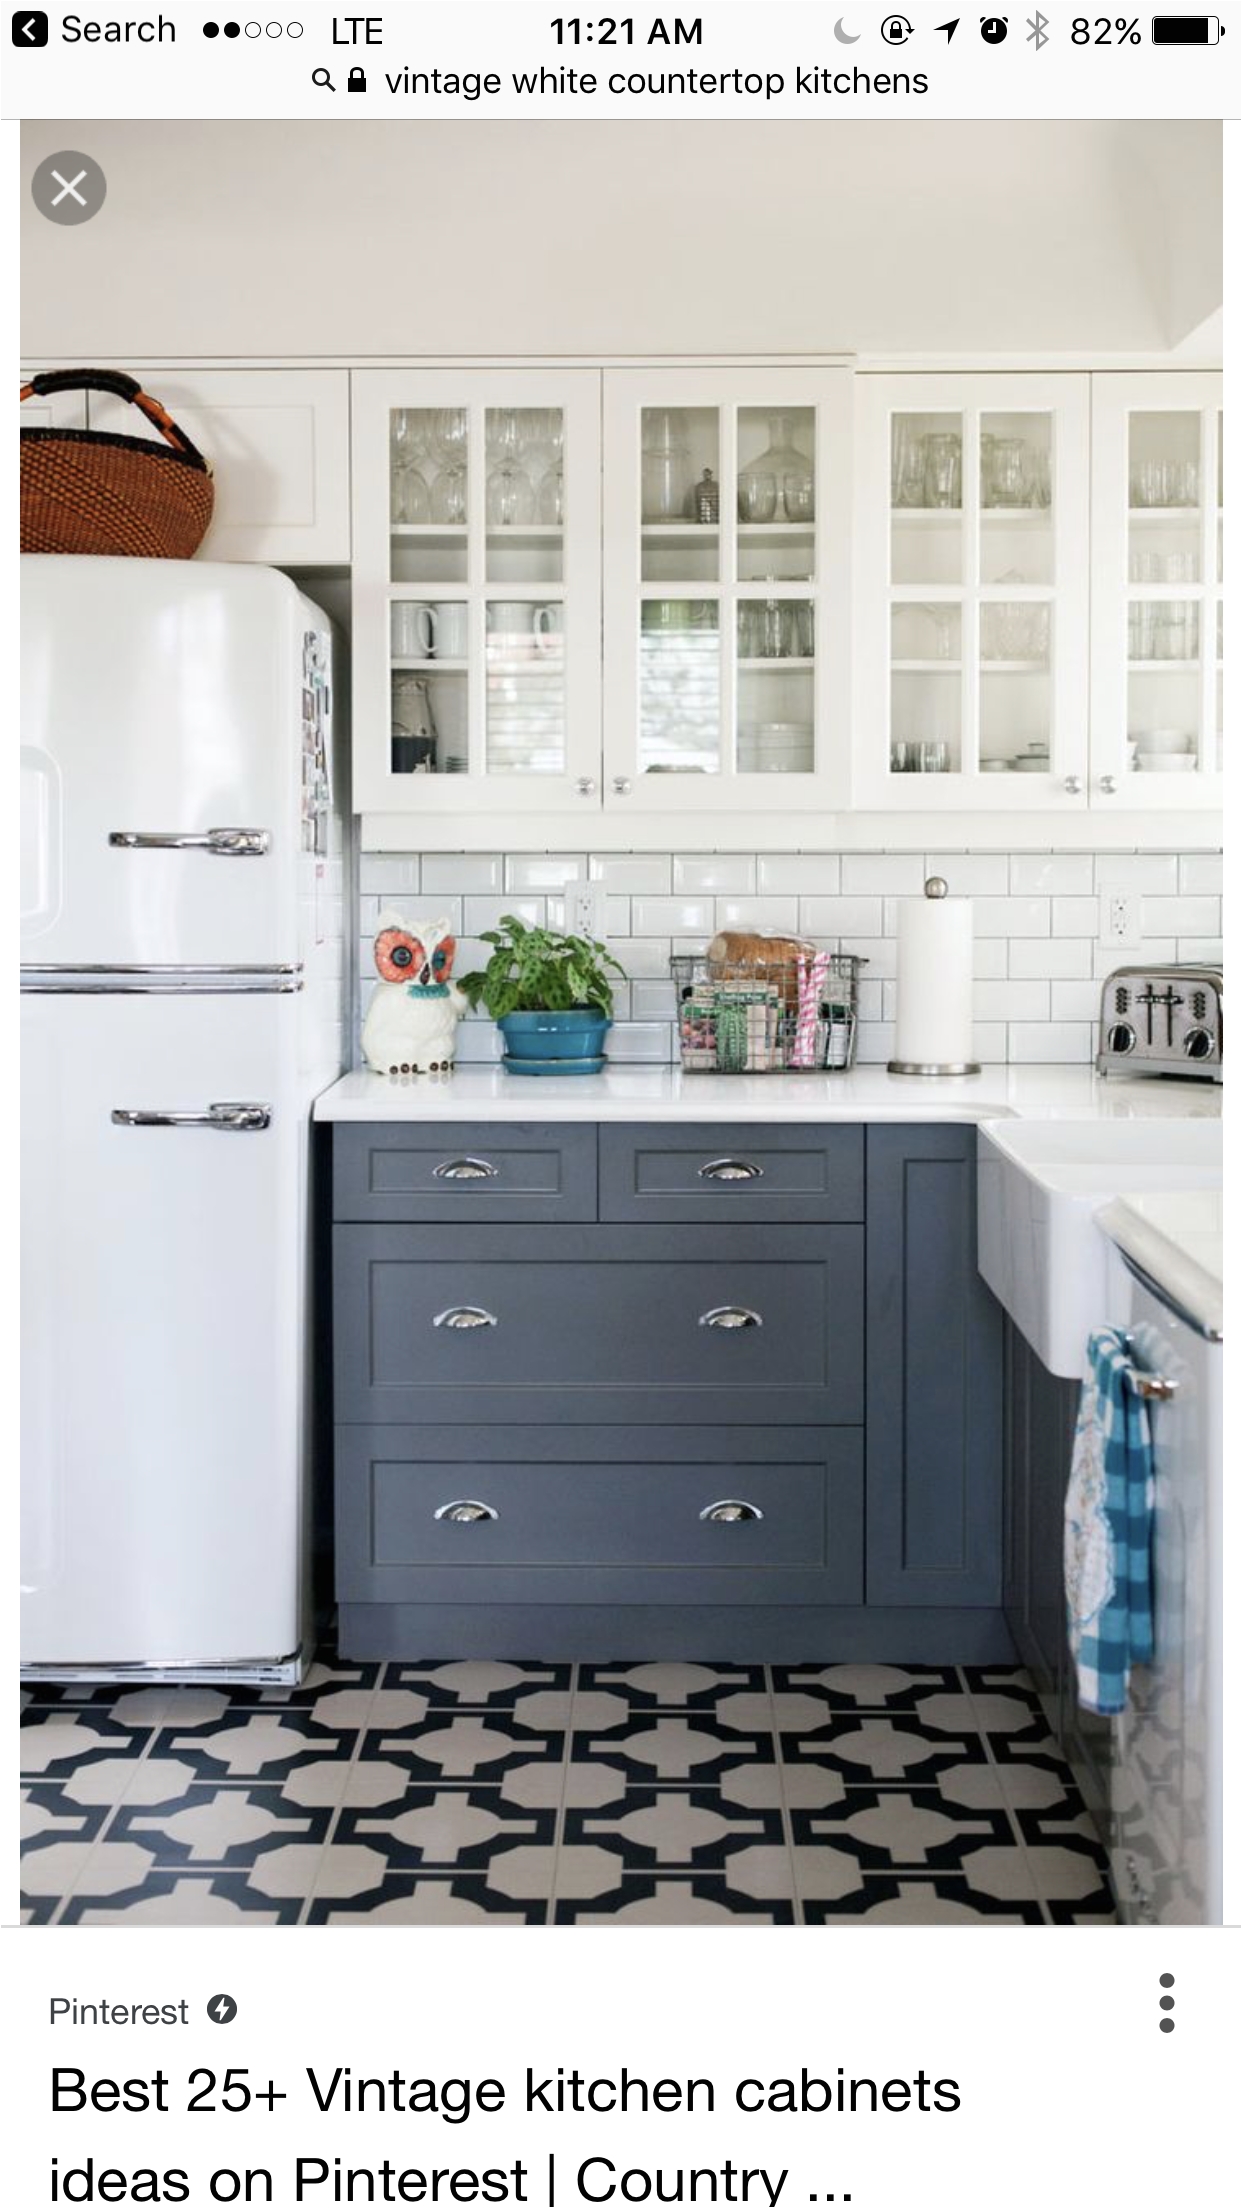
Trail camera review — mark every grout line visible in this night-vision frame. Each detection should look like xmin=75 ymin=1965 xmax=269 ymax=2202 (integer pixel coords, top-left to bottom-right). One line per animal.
xmin=767 ymin=1664 xmax=805 ymax=1927
xmin=296 ymin=1678 xmax=378 ymax=1926
xmin=544 ymin=1664 xmax=577 ymax=1926
xmin=955 ymin=1664 xmax=1065 ymax=1925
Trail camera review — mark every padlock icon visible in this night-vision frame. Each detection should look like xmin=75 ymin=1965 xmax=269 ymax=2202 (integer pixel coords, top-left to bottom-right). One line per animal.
xmin=347 ymin=66 xmax=367 ymax=91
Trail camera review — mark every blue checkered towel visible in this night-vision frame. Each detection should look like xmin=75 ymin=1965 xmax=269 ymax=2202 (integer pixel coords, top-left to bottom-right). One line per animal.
xmin=1064 ymin=1327 xmax=1155 ymax=1717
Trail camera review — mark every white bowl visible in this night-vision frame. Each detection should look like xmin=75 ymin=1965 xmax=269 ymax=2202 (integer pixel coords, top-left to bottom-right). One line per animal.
xmin=1138 ymin=728 xmax=1194 ymax=754
xmin=1135 ymin=752 xmax=1197 ymax=773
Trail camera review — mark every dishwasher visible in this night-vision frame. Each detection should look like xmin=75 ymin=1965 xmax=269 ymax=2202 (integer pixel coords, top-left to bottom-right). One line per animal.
xmin=1098 ymin=1221 xmax=1223 ymax=1926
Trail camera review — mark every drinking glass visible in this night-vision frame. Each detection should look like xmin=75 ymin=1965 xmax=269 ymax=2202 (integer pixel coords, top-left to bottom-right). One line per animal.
xmin=895 ymin=431 xmax=927 ymax=509
xmin=920 ymin=741 xmax=950 ymax=773
xmin=432 ymin=409 xmax=468 ymax=466
xmin=430 ymin=465 xmax=468 ymax=525
xmin=923 ymin=434 xmax=961 ymax=509
xmin=738 ymin=473 xmax=778 ymax=523
xmin=890 ymin=742 xmax=916 ymax=773
xmin=486 ymin=461 xmax=536 ymax=527
xmin=990 ymin=438 xmax=1027 ymax=506
xmin=537 ymin=464 xmax=565 ymax=525
xmin=783 ymin=474 xmax=815 ymax=522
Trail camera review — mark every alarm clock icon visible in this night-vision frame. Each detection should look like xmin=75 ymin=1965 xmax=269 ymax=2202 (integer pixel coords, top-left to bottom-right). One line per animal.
xmin=981 ymin=15 xmax=1009 ymax=38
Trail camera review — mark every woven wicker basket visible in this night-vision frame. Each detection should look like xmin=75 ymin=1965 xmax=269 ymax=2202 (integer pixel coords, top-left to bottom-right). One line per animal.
xmin=20 ymin=368 xmax=215 ymax=559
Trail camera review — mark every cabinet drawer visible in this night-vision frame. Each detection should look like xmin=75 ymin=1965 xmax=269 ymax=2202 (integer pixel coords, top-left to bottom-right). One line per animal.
xmin=334 ymin=1223 xmax=863 ymax=1424
xmin=600 ymin=1123 xmax=864 ymax=1223
xmin=336 ymin=1425 xmax=863 ymax=1606
xmin=333 ymin=1123 xmax=597 ymax=1223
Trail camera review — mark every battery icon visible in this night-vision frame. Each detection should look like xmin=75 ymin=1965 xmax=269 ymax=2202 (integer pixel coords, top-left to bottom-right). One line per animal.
xmin=1151 ymin=15 xmax=1224 ymax=38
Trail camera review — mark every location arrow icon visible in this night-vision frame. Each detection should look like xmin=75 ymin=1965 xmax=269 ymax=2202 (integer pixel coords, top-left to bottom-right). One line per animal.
xmin=935 ymin=17 xmax=960 ymax=35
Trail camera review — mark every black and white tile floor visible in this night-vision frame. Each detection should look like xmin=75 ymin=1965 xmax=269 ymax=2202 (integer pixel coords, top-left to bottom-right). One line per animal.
xmin=21 ymin=1654 xmax=1115 ymax=1926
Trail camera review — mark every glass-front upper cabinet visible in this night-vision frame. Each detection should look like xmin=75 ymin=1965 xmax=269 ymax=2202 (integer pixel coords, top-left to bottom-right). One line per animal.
xmin=1090 ymin=373 xmax=1223 ymax=811
xmin=603 ymin=369 xmax=852 ymax=813
xmin=855 ymin=374 xmax=1091 ymax=809
xmin=351 ymin=370 xmax=601 ymax=816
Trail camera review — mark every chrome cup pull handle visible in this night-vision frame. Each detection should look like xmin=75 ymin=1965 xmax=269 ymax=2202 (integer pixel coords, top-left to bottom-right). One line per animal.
xmin=700 ymin=1499 xmax=764 ymax=1524
xmin=434 ymin=1499 xmax=499 ymax=1523
xmin=109 ymin=827 xmax=271 ymax=856
xmin=111 ymin=1101 xmax=272 ymax=1132
xmin=433 ymin=1306 xmax=498 ymax=1331
xmin=432 ymin=1157 xmax=499 ymax=1181
xmin=698 ymin=1157 xmax=764 ymax=1182
xmin=700 ymin=1305 xmax=763 ymax=1330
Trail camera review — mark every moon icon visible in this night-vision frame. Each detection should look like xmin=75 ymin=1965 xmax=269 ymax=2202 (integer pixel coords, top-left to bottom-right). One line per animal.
xmin=834 ymin=17 xmax=861 ymax=36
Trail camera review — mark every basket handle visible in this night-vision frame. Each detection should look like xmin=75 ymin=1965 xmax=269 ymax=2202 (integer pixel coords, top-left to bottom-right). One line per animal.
xmin=20 ymin=368 xmax=210 ymax=468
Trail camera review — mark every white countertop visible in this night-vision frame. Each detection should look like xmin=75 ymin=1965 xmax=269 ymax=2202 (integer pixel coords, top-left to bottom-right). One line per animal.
xmin=314 ymin=1062 xmax=1224 ymax=1125
xmin=1097 ymin=1189 xmax=1224 ymax=1340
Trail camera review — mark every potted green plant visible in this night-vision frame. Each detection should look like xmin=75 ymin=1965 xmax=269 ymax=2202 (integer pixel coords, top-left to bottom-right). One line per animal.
xmin=459 ymin=915 xmax=626 ymax=1076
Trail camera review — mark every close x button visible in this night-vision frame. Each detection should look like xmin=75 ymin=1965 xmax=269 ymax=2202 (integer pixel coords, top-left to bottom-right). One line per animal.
xmin=12 ymin=10 xmax=49 ymax=43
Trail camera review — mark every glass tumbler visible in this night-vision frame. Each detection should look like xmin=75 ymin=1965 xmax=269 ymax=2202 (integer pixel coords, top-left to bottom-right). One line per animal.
xmin=923 ymin=434 xmax=961 ymax=509
xmin=738 ymin=473 xmax=778 ymax=523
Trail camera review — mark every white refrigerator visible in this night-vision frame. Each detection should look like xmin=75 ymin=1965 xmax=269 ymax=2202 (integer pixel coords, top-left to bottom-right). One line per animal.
xmin=20 ymin=556 xmax=346 ymax=1682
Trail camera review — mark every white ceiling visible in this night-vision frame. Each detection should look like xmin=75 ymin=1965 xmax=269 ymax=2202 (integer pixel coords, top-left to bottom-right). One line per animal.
xmin=21 ymin=118 xmax=1222 ymax=362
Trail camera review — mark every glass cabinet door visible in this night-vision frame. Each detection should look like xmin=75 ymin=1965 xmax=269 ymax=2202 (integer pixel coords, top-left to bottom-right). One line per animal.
xmin=606 ymin=370 xmax=851 ymax=811
xmin=861 ymin=377 xmax=1089 ymax=807
xmin=1090 ymin=375 xmax=1223 ymax=810
xmin=353 ymin=372 xmax=600 ymax=815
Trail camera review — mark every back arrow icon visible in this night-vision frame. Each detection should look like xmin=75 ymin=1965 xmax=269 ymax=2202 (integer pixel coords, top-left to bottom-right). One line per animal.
xmin=935 ymin=17 xmax=960 ymax=34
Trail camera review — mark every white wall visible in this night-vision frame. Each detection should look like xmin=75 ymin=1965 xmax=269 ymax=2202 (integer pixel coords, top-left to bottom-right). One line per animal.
xmin=20 ymin=118 xmax=1222 ymax=362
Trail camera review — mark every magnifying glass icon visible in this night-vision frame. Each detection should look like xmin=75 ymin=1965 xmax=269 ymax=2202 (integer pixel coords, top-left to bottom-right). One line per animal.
xmin=312 ymin=68 xmax=336 ymax=90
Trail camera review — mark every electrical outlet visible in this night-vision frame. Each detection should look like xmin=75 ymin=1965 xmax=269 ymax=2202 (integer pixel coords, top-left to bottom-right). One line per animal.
xmin=1099 ymin=889 xmax=1139 ymax=947
xmin=568 ymin=884 xmax=603 ymax=940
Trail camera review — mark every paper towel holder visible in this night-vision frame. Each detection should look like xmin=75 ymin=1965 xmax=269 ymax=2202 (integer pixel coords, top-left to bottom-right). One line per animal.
xmin=887 ymin=876 xmax=982 ymax=1078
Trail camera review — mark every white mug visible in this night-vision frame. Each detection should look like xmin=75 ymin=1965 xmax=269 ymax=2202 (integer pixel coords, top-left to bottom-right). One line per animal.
xmin=488 ymin=601 xmax=537 ymax=633
xmin=391 ymin=602 xmax=434 ymax=658
xmin=532 ymin=604 xmax=564 ymax=655
xmin=429 ymin=602 xmax=469 ymax=658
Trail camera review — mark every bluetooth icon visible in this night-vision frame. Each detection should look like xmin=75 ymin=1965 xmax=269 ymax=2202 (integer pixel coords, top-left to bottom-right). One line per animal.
xmin=1026 ymin=10 xmax=1049 ymax=43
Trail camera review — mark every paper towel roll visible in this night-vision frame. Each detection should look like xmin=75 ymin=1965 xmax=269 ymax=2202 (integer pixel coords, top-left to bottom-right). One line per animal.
xmin=888 ymin=878 xmax=980 ymax=1074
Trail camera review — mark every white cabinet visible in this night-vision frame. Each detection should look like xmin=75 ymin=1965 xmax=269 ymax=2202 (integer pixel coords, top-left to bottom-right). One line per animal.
xmin=20 ymin=366 xmax=87 ymax=433
xmin=855 ymin=374 xmax=1092 ymax=810
xmin=350 ymin=368 xmax=602 ymax=818
xmin=82 ymin=367 xmax=351 ymax=565
xmin=1090 ymin=372 xmax=1223 ymax=812
xmin=602 ymin=368 xmax=852 ymax=817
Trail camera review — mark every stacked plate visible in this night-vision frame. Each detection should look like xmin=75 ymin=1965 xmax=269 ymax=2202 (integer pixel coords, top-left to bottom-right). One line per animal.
xmin=737 ymin=720 xmax=813 ymax=774
xmin=1132 ymin=729 xmax=1197 ymax=773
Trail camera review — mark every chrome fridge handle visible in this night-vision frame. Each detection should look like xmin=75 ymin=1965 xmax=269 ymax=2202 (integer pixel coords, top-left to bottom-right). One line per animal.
xmin=111 ymin=1102 xmax=273 ymax=1132
xmin=108 ymin=828 xmax=271 ymax=857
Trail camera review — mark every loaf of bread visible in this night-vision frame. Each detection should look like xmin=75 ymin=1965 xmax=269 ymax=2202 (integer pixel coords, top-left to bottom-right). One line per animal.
xmin=707 ymin=930 xmax=812 ymax=1010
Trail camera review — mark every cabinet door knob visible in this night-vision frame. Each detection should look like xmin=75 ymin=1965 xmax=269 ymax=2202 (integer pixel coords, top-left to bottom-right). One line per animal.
xmin=612 ymin=776 xmax=632 ymax=795
xmin=576 ymin=776 xmax=597 ymax=796
xmin=700 ymin=1498 xmax=764 ymax=1523
xmin=1064 ymin=775 xmax=1082 ymax=795
xmin=698 ymin=1156 xmax=764 ymax=1182
xmin=434 ymin=1499 xmax=499 ymax=1523
xmin=432 ymin=1157 xmax=499 ymax=1181
xmin=1099 ymin=774 xmax=1118 ymax=795
xmin=433 ymin=1306 xmax=498 ymax=1330
xmin=699 ymin=1305 xmax=763 ymax=1330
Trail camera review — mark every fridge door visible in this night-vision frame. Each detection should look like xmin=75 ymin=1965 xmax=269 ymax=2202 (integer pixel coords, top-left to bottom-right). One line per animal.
xmin=21 ymin=990 xmax=307 ymax=1669
xmin=20 ymin=556 xmax=303 ymax=970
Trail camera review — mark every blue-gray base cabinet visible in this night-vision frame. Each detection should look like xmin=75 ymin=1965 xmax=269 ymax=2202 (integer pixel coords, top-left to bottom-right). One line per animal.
xmin=330 ymin=1120 xmax=1011 ymax=1662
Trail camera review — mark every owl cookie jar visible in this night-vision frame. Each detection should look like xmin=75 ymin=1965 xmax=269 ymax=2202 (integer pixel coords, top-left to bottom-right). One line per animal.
xmin=362 ymin=912 xmax=467 ymax=1076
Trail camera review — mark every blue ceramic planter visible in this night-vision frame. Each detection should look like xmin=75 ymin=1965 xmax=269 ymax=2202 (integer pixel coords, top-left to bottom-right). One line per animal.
xmin=498 ymin=1010 xmax=611 ymax=1068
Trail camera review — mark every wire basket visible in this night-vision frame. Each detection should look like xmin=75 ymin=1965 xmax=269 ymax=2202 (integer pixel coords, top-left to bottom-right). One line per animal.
xmin=671 ymin=947 xmax=866 ymax=1074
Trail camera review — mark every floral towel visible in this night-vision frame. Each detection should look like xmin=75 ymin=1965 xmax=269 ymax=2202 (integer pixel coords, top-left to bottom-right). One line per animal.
xmin=1064 ymin=1328 xmax=1155 ymax=1717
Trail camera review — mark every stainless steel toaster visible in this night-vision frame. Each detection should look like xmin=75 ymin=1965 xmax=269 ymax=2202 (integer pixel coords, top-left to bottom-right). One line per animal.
xmin=1096 ymin=964 xmax=1223 ymax=1081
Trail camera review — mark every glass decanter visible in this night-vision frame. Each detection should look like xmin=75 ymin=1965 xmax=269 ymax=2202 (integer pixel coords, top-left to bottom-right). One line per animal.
xmin=739 ymin=414 xmax=813 ymax=523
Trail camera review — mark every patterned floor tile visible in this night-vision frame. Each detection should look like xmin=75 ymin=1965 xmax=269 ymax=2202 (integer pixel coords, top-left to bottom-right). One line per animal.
xmin=579 ymin=1662 xmax=765 ymax=1708
xmin=568 ymin=1785 xmax=782 ymax=1869
xmin=790 ymin=1787 xmax=1013 ymax=1871
xmin=773 ymin=1664 xmax=960 ymax=1709
xmin=108 ymin=1785 xmax=333 ymax=1867
xmin=62 ymin=1871 xmax=302 ymax=1925
xmin=357 ymin=1712 xmax=565 ymax=1784
xmin=801 ymin=1876 xmax=1045 ymax=1925
xmin=21 ymin=1708 xmax=153 ymax=1780
xmin=572 ymin=1716 xmax=775 ymax=1785
xmin=147 ymin=1710 xmax=359 ymax=1781
xmin=307 ymin=1876 xmax=546 ymax=1925
xmin=555 ymin=1875 xmax=794 ymax=1925
xmin=780 ymin=1718 xmax=987 ymax=1785
xmin=336 ymin=1784 xmax=555 ymax=1868
xmin=378 ymin=1661 xmax=572 ymax=1707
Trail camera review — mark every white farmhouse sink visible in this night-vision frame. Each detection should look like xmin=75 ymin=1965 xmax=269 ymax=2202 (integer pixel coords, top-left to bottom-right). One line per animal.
xmin=977 ymin=1118 xmax=1222 ymax=1378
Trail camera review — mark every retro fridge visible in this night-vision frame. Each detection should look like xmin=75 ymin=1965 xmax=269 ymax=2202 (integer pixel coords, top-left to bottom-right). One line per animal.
xmin=20 ymin=556 xmax=346 ymax=1681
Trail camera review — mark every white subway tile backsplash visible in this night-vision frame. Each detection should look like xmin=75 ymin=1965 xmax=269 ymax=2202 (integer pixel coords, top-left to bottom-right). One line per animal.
xmin=800 ymin=896 xmax=884 ymax=937
xmin=1095 ymin=853 xmax=1179 ymax=893
xmin=926 ymin=854 xmax=1011 ymax=895
xmin=757 ymin=854 xmax=840 ymax=894
xmin=632 ymin=897 xmax=714 ymax=935
xmin=422 ymin=854 xmax=503 ymax=894
xmin=357 ymin=854 xmax=421 ymax=896
xmin=1141 ymin=896 xmax=1222 ymax=937
xmin=1008 ymin=938 xmax=1094 ymax=980
xmin=1008 ymin=1022 xmax=1093 ymax=1064
xmin=974 ymin=980 xmax=1049 ymax=1022
xmin=505 ymin=853 xmax=587 ymax=890
xmin=463 ymin=895 xmax=543 ymax=932
xmin=353 ymin=848 xmax=1221 ymax=1069
xmin=841 ymin=854 xmax=926 ymax=895
xmin=715 ymin=895 xmax=800 ymax=931
xmin=1178 ymin=854 xmax=1223 ymax=895
xmin=589 ymin=855 xmax=672 ymax=892
xmin=673 ymin=855 xmax=756 ymax=894
xmin=1051 ymin=897 xmax=1100 ymax=936
xmin=1008 ymin=854 xmax=1095 ymax=896
xmin=974 ymin=897 xmax=1050 ymax=937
